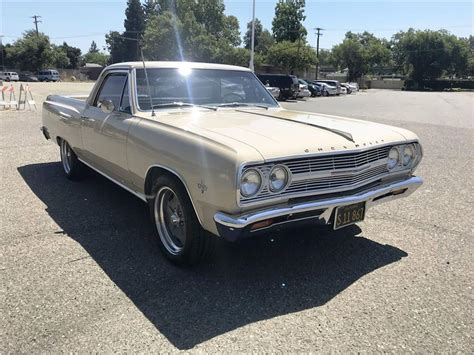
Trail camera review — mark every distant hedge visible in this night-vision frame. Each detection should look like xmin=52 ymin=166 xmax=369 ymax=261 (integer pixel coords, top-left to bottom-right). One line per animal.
xmin=404 ymin=80 xmax=474 ymax=91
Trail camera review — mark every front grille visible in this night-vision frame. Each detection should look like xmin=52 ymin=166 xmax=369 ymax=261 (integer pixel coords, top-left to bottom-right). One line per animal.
xmin=285 ymin=146 xmax=391 ymax=174
xmin=240 ymin=146 xmax=392 ymax=205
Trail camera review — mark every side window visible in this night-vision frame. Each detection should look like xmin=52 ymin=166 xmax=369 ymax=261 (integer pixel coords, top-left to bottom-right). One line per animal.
xmin=120 ymin=79 xmax=131 ymax=113
xmin=94 ymin=73 xmax=127 ymax=110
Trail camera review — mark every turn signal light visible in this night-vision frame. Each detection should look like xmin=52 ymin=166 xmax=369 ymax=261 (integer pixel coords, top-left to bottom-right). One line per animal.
xmin=250 ymin=219 xmax=274 ymax=230
xmin=392 ymin=188 xmax=407 ymax=196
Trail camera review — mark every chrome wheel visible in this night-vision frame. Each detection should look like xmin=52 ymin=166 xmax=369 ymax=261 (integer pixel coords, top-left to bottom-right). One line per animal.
xmin=154 ymin=186 xmax=186 ymax=255
xmin=60 ymin=140 xmax=72 ymax=174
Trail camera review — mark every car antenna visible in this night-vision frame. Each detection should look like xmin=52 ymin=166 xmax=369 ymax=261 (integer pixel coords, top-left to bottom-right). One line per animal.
xmin=140 ymin=48 xmax=155 ymax=116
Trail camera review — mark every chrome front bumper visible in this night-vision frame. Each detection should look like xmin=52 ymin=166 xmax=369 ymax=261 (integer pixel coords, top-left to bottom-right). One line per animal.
xmin=214 ymin=176 xmax=423 ymax=241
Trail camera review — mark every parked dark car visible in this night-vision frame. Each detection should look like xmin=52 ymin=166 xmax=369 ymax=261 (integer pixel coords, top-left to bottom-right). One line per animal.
xmin=19 ymin=73 xmax=39 ymax=82
xmin=303 ymin=79 xmax=322 ymax=97
xmin=256 ymin=74 xmax=299 ymax=100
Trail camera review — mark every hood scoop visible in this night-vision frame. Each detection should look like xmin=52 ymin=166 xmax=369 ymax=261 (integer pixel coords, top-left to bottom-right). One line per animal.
xmin=236 ymin=110 xmax=355 ymax=143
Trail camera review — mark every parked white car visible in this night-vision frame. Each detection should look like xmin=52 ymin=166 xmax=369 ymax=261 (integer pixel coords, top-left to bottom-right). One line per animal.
xmin=318 ymin=82 xmax=338 ymax=96
xmin=345 ymin=82 xmax=359 ymax=92
xmin=0 ymin=71 xmax=19 ymax=82
xmin=265 ymin=85 xmax=281 ymax=99
xmin=297 ymin=79 xmax=311 ymax=98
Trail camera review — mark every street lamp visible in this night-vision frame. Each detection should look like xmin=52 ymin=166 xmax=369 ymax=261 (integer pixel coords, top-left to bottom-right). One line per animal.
xmin=249 ymin=0 xmax=255 ymax=71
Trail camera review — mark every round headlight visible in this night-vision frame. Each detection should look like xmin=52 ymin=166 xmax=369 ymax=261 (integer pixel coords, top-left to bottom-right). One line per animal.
xmin=269 ymin=165 xmax=289 ymax=192
xmin=402 ymin=145 xmax=415 ymax=166
xmin=387 ymin=147 xmax=399 ymax=169
xmin=240 ymin=169 xmax=262 ymax=197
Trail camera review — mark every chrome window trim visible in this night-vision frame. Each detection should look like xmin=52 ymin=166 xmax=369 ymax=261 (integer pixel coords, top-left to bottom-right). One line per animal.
xmin=133 ymin=68 xmax=280 ymax=113
xmin=88 ymin=68 xmax=132 ymax=108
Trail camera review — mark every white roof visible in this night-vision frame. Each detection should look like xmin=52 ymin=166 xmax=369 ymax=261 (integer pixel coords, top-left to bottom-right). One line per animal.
xmin=107 ymin=61 xmax=251 ymax=72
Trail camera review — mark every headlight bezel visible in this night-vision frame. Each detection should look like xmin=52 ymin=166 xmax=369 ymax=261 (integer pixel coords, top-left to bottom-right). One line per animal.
xmin=402 ymin=144 xmax=415 ymax=166
xmin=268 ymin=164 xmax=290 ymax=193
xmin=387 ymin=142 xmax=422 ymax=172
xmin=239 ymin=164 xmax=292 ymax=198
xmin=240 ymin=168 xmax=263 ymax=198
xmin=387 ymin=147 xmax=400 ymax=170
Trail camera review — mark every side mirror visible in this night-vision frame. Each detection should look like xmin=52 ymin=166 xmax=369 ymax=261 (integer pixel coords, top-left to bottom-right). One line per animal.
xmin=99 ymin=99 xmax=114 ymax=114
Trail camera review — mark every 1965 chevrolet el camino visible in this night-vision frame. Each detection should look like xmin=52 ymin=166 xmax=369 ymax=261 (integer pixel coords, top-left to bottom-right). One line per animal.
xmin=41 ymin=61 xmax=423 ymax=265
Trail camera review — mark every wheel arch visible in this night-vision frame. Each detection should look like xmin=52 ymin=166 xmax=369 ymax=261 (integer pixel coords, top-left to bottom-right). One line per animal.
xmin=144 ymin=165 xmax=203 ymax=225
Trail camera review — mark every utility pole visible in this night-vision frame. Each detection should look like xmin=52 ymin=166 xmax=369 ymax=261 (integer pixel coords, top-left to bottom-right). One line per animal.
xmin=249 ymin=0 xmax=256 ymax=71
xmin=31 ymin=15 xmax=42 ymax=36
xmin=315 ymin=27 xmax=323 ymax=79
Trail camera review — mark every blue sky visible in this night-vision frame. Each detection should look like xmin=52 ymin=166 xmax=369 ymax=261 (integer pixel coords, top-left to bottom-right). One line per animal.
xmin=1 ymin=0 xmax=472 ymax=53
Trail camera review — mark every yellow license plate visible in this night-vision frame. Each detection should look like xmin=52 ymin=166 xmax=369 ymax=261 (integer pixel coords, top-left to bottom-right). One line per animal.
xmin=334 ymin=202 xmax=366 ymax=230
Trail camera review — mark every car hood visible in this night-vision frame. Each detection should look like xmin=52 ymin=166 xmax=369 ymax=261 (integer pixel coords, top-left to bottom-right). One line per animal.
xmin=139 ymin=108 xmax=418 ymax=161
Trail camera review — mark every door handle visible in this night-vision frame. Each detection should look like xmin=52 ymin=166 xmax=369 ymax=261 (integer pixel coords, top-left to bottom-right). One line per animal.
xmin=58 ymin=111 xmax=72 ymax=119
xmin=81 ymin=116 xmax=95 ymax=122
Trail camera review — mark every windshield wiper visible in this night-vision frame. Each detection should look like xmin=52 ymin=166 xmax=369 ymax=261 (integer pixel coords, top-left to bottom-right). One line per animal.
xmin=151 ymin=102 xmax=217 ymax=111
xmin=216 ymin=102 xmax=269 ymax=110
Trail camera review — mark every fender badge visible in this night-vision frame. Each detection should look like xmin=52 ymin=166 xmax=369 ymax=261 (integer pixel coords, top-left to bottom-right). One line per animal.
xmin=197 ymin=180 xmax=208 ymax=194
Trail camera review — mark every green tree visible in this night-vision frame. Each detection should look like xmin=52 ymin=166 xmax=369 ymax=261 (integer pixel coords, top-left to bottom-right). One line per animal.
xmin=83 ymin=51 xmax=109 ymax=66
xmin=332 ymin=31 xmax=391 ymax=81
xmin=244 ymin=19 xmax=275 ymax=54
xmin=88 ymin=41 xmax=99 ymax=53
xmin=6 ymin=31 xmax=54 ymax=72
xmin=390 ymin=29 xmax=470 ymax=83
xmin=244 ymin=18 xmax=263 ymax=49
xmin=272 ymin=0 xmax=307 ymax=43
xmin=143 ymin=0 xmax=160 ymax=23
xmin=51 ymin=46 xmax=71 ymax=68
xmin=143 ymin=1 xmax=244 ymax=64
xmin=105 ymin=31 xmax=127 ymax=64
xmin=256 ymin=30 xmax=275 ymax=54
xmin=223 ymin=15 xmax=241 ymax=47
xmin=444 ymin=34 xmax=470 ymax=78
xmin=267 ymin=40 xmax=317 ymax=73
xmin=143 ymin=11 xmax=185 ymax=61
xmin=123 ymin=0 xmax=146 ymax=61
xmin=317 ymin=49 xmax=333 ymax=66
xmin=58 ymin=42 xmax=82 ymax=68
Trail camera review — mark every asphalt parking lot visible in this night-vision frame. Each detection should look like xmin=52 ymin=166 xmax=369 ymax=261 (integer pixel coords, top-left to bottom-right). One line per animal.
xmin=1 ymin=83 xmax=473 ymax=352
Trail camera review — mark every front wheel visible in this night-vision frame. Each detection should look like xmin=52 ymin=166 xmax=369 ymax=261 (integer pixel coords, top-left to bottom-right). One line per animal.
xmin=150 ymin=175 xmax=215 ymax=265
xmin=59 ymin=139 xmax=85 ymax=179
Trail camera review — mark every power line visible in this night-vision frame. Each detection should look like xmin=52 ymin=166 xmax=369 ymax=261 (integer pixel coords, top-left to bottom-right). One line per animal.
xmin=322 ymin=25 xmax=473 ymax=32
xmin=31 ymin=15 xmax=42 ymax=37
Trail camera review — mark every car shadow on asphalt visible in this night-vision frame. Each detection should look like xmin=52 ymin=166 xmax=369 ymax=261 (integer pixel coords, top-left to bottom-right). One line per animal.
xmin=18 ymin=162 xmax=408 ymax=350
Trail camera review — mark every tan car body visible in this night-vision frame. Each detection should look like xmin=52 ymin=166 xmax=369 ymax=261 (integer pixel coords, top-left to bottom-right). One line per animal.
xmin=42 ymin=62 xmax=422 ymax=237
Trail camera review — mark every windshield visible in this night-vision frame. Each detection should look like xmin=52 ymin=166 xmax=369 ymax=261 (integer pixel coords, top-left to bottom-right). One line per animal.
xmin=135 ymin=68 xmax=278 ymax=111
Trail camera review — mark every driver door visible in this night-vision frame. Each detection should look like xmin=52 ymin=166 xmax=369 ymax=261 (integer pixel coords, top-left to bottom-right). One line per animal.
xmin=81 ymin=71 xmax=137 ymax=185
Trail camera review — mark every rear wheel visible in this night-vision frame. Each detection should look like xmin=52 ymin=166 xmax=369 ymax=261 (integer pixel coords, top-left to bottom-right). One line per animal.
xmin=59 ymin=139 xmax=85 ymax=180
xmin=149 ymin=175 xmax=215 ymax=265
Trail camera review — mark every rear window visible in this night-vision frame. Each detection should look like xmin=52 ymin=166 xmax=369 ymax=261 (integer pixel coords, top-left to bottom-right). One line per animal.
xmin=258 ymin=75 xmax=293 ymax=86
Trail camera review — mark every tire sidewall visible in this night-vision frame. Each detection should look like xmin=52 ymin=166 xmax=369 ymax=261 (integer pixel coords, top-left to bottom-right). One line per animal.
xmin=149 ymin=175 xmax=211 ymax=265
xmin=60 ymin=139 xmax=84 ymax=180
